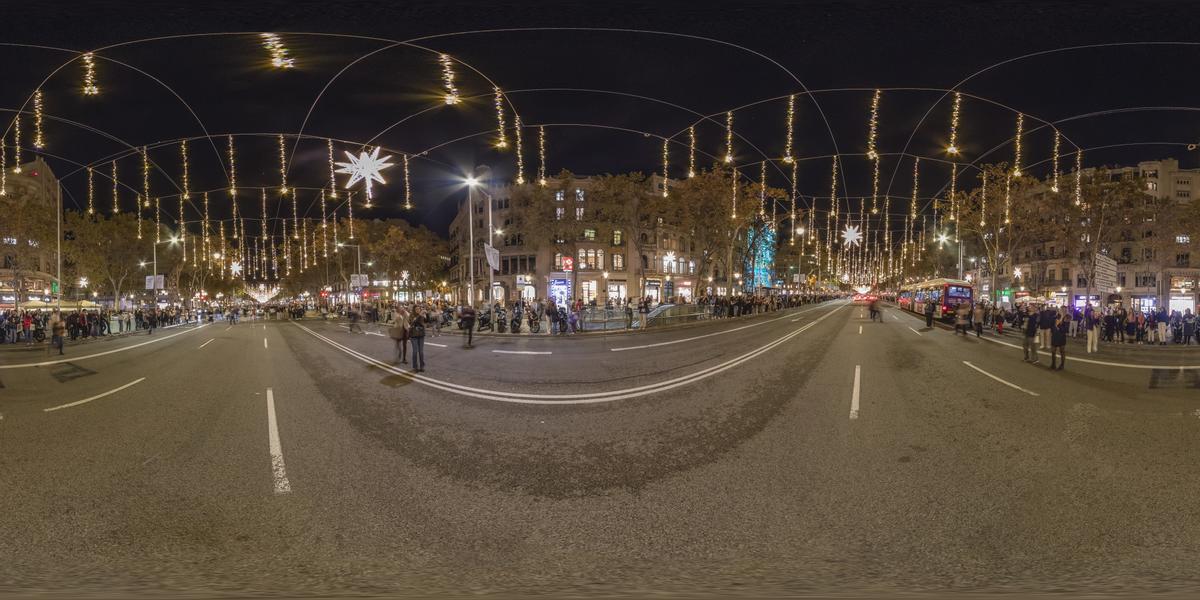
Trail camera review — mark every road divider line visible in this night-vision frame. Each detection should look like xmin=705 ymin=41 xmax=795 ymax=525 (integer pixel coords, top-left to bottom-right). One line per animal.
xmin=199 ymin=338 xmax=215 ymax=349
xmin=962 ymin=361 xmax=1039 ymax=396
xmin=859 ymin=325 xmax=863 ymax=335
xmin=426 ymin=342 xmax=447 ymax=348
xmin=44 ymin=378 xmax=146 ymax=412
xmin=611 ymin=303 xmax=837 ymax=352
xmin=0 ymin=324 xmax=206 ymax=370
xmin=265 ymin=388 xmax=292 ymax=494
xmin=292 ymin=304 xmax=846 ymax=404
xmin=908 ymin=327 xmax=922 ymax=336
xmin=492 ymin=350 xmax=552 ymax=355
xmin=224 ymin=326 xmax=232 ymax=331
xmin=263 ymin=338 xmax=269 ymax=349
xmin=850 ymin=365 xmax=861 ymax=420
xmin=892 ymin=314 xmax=900 ymax=321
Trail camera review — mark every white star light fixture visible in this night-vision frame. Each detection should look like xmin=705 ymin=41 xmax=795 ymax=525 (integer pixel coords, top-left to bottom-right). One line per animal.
xmin=336 ymin=147 xmax=395 ymax=206
xmin=841 ymin=224 xmax=863 ymax=246
xmin=230 ymin=261 xmax=243 ymax=276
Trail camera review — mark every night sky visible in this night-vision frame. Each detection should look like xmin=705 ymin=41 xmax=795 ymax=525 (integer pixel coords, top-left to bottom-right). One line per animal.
xmin=6 ymin=0 xmax=1200 ymax=235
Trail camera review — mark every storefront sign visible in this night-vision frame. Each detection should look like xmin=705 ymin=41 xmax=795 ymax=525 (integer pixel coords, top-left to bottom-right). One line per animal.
xmin=561 ymin=256 xmax=574 ymax=272
xmin=1170 ymin=276 xmax=1195 ymax=291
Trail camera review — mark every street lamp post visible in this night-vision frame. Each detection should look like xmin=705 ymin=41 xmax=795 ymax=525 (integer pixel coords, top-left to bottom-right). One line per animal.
xmin=466 ymin=165 xmax=493 ymax=322
xmin=336 ymin=242 xmax=364 ymax=306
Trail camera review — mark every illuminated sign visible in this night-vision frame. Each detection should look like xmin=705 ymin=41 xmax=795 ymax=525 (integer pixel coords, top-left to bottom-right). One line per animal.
xmin=561 ymin=256 xmax=574 ymax=272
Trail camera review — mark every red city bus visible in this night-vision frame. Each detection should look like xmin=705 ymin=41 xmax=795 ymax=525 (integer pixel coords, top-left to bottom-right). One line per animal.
xmin=898 ymin=278 xmax=974 ymax=320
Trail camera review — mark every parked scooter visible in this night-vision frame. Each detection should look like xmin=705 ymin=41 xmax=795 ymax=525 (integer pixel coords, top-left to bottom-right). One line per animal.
xmin=527 ymin=310 xmax=541 ymax=333
xmin=495 ymin=306 xmax=508 ymax=333
xmin=477 ymin=309 xmax=493 ymax=332
xmin=510 ymin=307 xmax=523 ymax=333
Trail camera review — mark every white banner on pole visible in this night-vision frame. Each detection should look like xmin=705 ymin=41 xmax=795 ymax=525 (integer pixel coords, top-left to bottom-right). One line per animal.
xmin=144 ymin=274 xmax=164 ymax=290
xmin=483 ymin=243 xmax=500 ymax=272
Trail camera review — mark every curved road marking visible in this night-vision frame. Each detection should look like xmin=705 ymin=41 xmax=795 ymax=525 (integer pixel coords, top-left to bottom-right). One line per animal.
xmin=962 ymin=361 xmax=1039 ymax=396
xmin=44 ymin=378 xmax=146 ymax=412
xmin=891 ymin=309 xmax=1200 ymax=370
xmin=293 ymin=304 xmax=845 ymax=404
xmin=0 ymin=325 xmax=206 ymax=370
xmin=611 ymin=303 xmax=835 ymax=352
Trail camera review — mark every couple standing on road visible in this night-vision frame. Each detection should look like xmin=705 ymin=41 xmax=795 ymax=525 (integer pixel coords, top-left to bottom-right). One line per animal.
xmin=388 ymin=308 xmax=428 ymax=372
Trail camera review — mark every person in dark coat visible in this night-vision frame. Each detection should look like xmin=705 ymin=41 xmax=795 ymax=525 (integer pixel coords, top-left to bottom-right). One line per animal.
xmin=1038 ymin=305 xmax=1056 ymax=349
xmin=1023 ymin=306 xmax=1040 ymax=364
xmin=924 ymin=299 xmax=935 ymax=328
xmin=1050 ymin=308 xmax=1069 ymax=370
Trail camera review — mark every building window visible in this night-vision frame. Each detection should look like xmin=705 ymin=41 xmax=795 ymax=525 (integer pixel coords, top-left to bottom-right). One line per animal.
xmin=1177 ymin=179 xmax=1190 ymax=186
xmin=575 ymin=188 xmax=585 ymax=202
xmin=1143 ymin=248 xmax=1154 ymax=261
xmin=1121 ymin=247 xmax=1132 ymax=261
xmin=612 ymin=253 xmax=625 ymax=271
xmin=1048 ymin=269 xmax=1055 ymax=282
xmin=583 ymin=228 xmax=596 ymax=241
xmin=555 ymin=207 xmax=564 ymax=220
xmin=1148 ymin=181 xmax=1158 ymax=192
xmin=1177 ymin=253 xmax=1191 ymax=267
xmin=1136 ymin=272 xmax=1157 ymax=287
xmin=689 ymin=260 xmax=695 ymax=274
xmin=555 ymin=191 xmax=564 ymax=202
xmin=1177 ymin=190 xmax=1191 ymax=198
xmin=575 ymin=206 xmax=584 ymax=220
xmin=1177 ymin=234 xmax=1191 ymax=244
xmin=554 ymin=253 xmax=563 ymax=269
xmin=1061 ymin=268 xmax=1069 ymax=282
xmin=1118 ymin=273 xmax=1127 ymax=287
xmin=612 ymin=230 xmax=623 ymax=245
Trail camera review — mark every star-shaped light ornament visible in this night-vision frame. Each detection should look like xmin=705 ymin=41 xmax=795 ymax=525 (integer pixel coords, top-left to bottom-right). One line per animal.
xmin=335 ymin=147 xmax=395 ymax=205
xmin=230 ymin=261 xmax=243 ymax=276
xmin=841 ymin=224 xmax=863 ymax=246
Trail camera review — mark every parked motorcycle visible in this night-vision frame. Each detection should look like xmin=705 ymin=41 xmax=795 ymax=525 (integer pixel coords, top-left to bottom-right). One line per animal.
xmin=510 ymin=308 xmax=523 ymax=334
xmin=527 ymin=311 xmax=541 ymax=333
xmin=477 ymin=309 xmax=493 ymax=332
xmin=495 ymin=306 xmax=508 ymax=333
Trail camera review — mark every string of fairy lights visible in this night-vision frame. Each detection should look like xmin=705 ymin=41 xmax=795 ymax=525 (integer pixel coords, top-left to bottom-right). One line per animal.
xmin=0 ymin=38 xmax=1108 ymax=291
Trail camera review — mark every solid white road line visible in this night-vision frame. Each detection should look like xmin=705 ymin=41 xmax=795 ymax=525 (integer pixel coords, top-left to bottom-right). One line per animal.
xmin=859 ymin=325 xmax=863 ymax=335
xmin=44 ymin=378 xmax=147 ymax=412
xmin=224 ymin=326 xmax=232 ymax=331
xmin=908 ymin=326 xmax=922 ymax=336
xmin=0 ymin=324 xmax=205 ymax=370
xmin=426 ymin=342 xmax=448 ymax=348
xmin=850 ymin=365 xmax=861 ymax=420
xmin=365 ymin=331 xmax=385 ymax=337
xmin=492 ymin=350 xmax=552 ymax=355
xmin=263 ymin=337 xmax=269 ymax=349
xmin=976 ymin=335 xmax=1200 ymax=370
xmin=199 ymin=338 xmax=215 ymax=349
xmin=292 ymin=304 xmax=846 ymax=404
xmin=892 ymin=314 xmax=900 ymax=321
xmin=611 ymin=303 xmax=837 ymax=352
xmin=265 ymin=388 xmax=292 ymax=494
xmin=962 ymin=361 xmax=1039 ymax=396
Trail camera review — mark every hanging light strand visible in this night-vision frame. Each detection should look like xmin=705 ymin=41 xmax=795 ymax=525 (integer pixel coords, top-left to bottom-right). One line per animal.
xmin=493 ymin=87 xmax=508 ymax=148
xmin=439 ymin=54 xmax=460 ymax=105
xmin=327 ymin=138 xmax=338 ymax=200
xmin=403 ymin=154 xmax=412 ymax=209
xmin=81 ymin=51 xmax=100 ymax=95
xmin=155 ymin=197 xmax=161 ymax=244
xmin=759 ymin=160 xmax=767 ymax=217
xmin=537 ymin=126 xmax=547 ymax=186
xmin=1074 ymin=149 xmax=1084 ymax=206
xmin=320 ymin=189 xmax=328 ymax=257
xmin=513 ymin=115 xmax=525 ymax=184
xmin=180 ymin=139 xmax=189 ymax=199
xmin=724 ymin=111 xmax=734 ymax=163
xmin=662 ymin=138 xmax=670 ymax=198
xmin=32 ymin=89 xmax=45 ymax=150
xmin=783 ymin=94 xmax=795 ymax=163
xmin=979 ymin=171 xmax=988 ymax=227
xmin=12 ymin=114 xmax=21 ymax=173
xmin=111 ymin=160 xmax=119 ymax=214
xmin=228 ymin=134 xmax=237 ymax=196
xmin=179 ymin=192 xmax=187 ymax=263
xmin=260 ymin=33 xmax=294 ymax=68
xmin=790 ymin=159 xmax=798 ymax=246
xmin=1003 ymin=172 xmax=1012 ymax=224
xmin=261 ymin=188 xmax=268 ymax=240
xmin=1012 ymin=113 xmax=1024 ymax=176
xmin=1050 ymin=130 xmax=1061 ymax=192
xmin=277 ymin=133 xmax=288 ymax=194
xmin=866 ymin=89 xmax=881 ymax=160
xmin=947 ymin=91 xmax=962 ymax=155
xmin=0 ymin=140 xmax=5 ymax=195
xmin=687 ymin=125 xmax=696 ymax=178
xmin=86 ymin=166 xmax=95 ymax=214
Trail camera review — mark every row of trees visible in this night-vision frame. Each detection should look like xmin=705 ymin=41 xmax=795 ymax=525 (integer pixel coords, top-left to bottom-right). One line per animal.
xmin=951 ymin=163 xmax=1200 ymax=302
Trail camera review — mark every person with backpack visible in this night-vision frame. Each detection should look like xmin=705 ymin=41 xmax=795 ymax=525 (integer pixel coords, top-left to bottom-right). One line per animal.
xmin=409 ymin=308 xmax=427 ymax=372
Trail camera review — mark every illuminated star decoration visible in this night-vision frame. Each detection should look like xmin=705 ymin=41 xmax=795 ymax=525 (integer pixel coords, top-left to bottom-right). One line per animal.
xmin=335 ymin=147 xmax=395 ymax=201
xmin=230 ymin=261 xmax=243 ymax=276
xmin=841 ymin=224 xmax=863 ymax=246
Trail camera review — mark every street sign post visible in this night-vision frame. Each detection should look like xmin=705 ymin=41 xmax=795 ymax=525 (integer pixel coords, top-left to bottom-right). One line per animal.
xmin=1094 ymin=254 xmax=1117 ymax=293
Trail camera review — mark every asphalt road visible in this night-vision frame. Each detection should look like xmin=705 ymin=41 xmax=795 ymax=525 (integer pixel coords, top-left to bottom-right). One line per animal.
xmin=2 ymin=302 xmax=1199 ymax=598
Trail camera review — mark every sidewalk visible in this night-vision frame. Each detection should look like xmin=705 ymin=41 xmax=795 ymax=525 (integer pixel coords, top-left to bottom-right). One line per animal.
xmin=0 ymin=320 xmax=203 ymax=353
